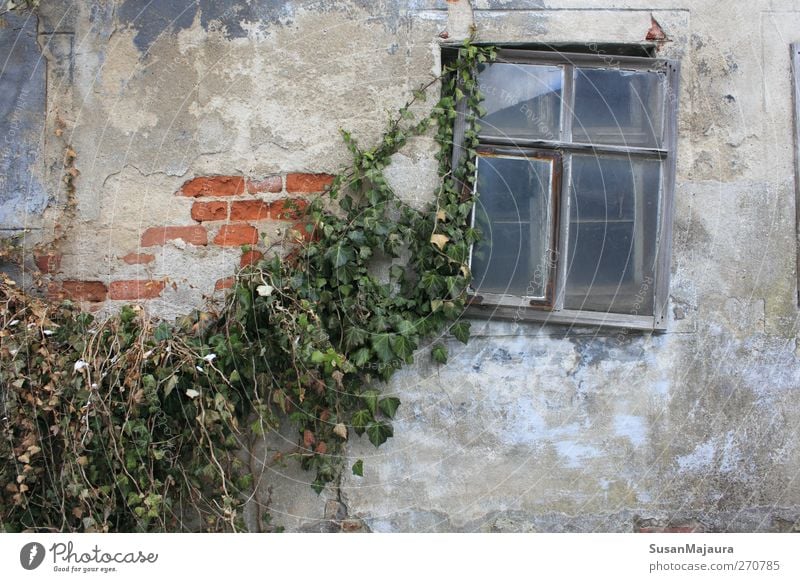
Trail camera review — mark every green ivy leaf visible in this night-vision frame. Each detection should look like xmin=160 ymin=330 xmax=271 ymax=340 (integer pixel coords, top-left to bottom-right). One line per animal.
xmin=120 ymin=305 xmax=136 ymax=323
xmin=236 ymin=286 xmax=252 ymax=312
xmin=390 ymin=334 xmax=415 ymax=362
xmin=361 ymin=389 xmax=380 ymax=416
xmin=352 ymin=459 xmax=364 ymax=477
xmin=325 ymin=243 xmax=355 ymax=268
xmin=451 ymin=320 xmax=471 ymax=344
xmin=351 ymin=347 xmax=371 ymax=367
xmin=431 ymin=343 xmax=448 ymax=364
xmin=395 ymin=319 xmax=415 ymax=337
xmin=154 ymin=322 xmax=172 ymax=341
xmin=378 ymin=397 xmax=400 ymax=419
xmin=352 ymin=409 xmax=372 ymax=436
xmin=366 ymin=421 xmax=394 ymax=447
xmin=371 ymin=333 xmax=393 ymax=363
xmin=389 ymin=264 xmax=406 ymax=282
xmin=420 ymin=272 xmax=444 ymax=295
xmin=344 ymin=326 xmax=368 ymax=350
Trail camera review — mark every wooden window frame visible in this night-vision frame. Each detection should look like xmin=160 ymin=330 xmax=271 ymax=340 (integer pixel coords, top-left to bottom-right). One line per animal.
xmin=455 ymin=49 xmax=680 ymax=331
xmin=469 ymin=146 xmax=563 ymax=309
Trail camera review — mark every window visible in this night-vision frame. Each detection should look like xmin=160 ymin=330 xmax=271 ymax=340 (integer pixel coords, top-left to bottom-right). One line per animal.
xmin=455 ymin=49 xmax=680 ymax=330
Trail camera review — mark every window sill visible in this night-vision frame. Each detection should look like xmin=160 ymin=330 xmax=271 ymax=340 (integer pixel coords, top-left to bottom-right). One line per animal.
xmin=466 ymin=298 xmax=663 ymax=332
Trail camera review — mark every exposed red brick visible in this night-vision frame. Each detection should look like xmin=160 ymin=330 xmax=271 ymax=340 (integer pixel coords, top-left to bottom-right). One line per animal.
xmin=286 ymin=173 xmax=334 ymax=193
xmin=191 ymin=201 xmax=228 ymax=222
xmin=341 ymin=519 xmax=364 ymax=532
xmin=269 ymin=198 xmax=309 ymax=220
xmin=230 ymin=200 xmax=270 ymax=221
xmin=34 ymin=253 xmax=61 ymax=274
xmin=178 ymin=176 xmax=245 ymax=197
xmin=240 ymin=250 xmax=264 ymax=267
xmin=108 ymin=280 xmax=166 ymax=300
xmin=246 ymin=176 xmax=282 ymax=194
xmin=645 ymin=16 xmax=667 ymax=42
xmin=141 ymin=226 xmax=207 ymax=247
xmin=50 ymin=280 xmax=107 ymax=302
xmin=229 ymin=198 xmax=309 ymax=221
xmin=121 ymin=252 xmax=155 ymax=265
xmin=213 ymin=224 xmax=259 ymax=247
xmin=215 ymin=277 xmax=235 ymax=291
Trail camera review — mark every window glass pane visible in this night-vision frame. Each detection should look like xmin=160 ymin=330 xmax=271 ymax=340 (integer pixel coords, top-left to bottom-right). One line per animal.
xmin=564 ymin=155 xmax=661 ymax=315
xmin=477 ymin=63 xmax=563 ymax=140
xmin=572 ymin=68 xmax=665 ymax=148
xmin=471 ymin=154 xmax=555 ymax=299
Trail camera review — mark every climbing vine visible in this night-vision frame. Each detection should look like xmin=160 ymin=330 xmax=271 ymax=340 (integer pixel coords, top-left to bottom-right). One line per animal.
xmin=0 ymin=41 xmax=495 ymax=532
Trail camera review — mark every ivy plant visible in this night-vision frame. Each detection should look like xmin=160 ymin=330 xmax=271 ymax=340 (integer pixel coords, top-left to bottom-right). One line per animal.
xmin=0 ymin=41 xmax=495 ymax=532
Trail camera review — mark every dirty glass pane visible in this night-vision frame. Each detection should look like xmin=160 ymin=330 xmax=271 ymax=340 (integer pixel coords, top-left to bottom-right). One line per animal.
xmin=572 ymin=68 xmax=665 ymax=148
xmin=564 ymin=155 xmax=661 ymax=314
xmin=477 ymin=63 xmax=563 ymax=140
xmin=471 ymin=154 xmax=555 ymax=299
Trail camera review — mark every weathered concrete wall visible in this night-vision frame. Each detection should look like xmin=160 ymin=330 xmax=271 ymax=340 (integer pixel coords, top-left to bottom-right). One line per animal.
xmin=3 ymin=0 xmax=800 ymax=531
xmin=0 ymin=10 xmax=46 ymax=234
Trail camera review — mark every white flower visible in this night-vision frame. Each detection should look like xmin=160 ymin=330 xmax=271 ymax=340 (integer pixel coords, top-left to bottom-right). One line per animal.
xmin=256 ymin=284 xmax=274 ymax=297
xmin=185 ymin=389 xmax=200 ymax=399
xmin=195 ymin=366 xmax=204 ymax=372
xmin=203 ymin=353 xmax=216 ymax=363
xmin=8 ymin=319 xmax=19 ymax=326
xmin=74 ymin=360 xmax=89 ymax=372
xmin=43 ymin=330 xmax=54 ymax=336
xmin=91 ymin=383 xmax=98 ymax=389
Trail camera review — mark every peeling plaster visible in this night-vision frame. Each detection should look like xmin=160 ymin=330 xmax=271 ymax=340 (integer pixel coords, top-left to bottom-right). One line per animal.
xmin=4 ymin=0 xmax=800 ymax=532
